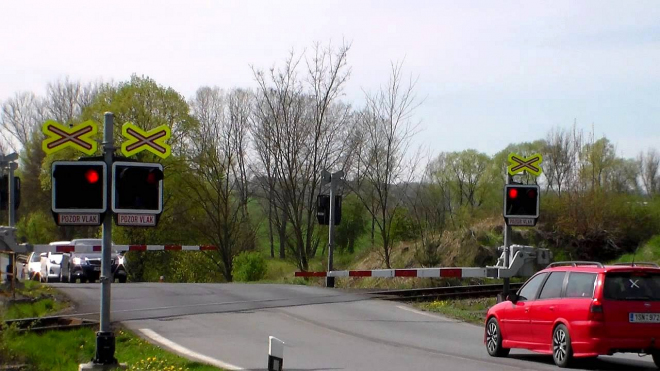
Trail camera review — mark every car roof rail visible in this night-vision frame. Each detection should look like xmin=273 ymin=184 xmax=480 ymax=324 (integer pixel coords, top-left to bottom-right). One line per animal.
xmin=546 ymin=261 xmax=604 ymax=268
xmin=612 ymin=262 xmax=660 ymax=268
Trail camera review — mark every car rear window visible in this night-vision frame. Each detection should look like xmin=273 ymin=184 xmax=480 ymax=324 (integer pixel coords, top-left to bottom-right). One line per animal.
xmin=566 ymin=272 xmax=596 ymax=298
xmin=604 ymin=272 xmax=660 ymax=301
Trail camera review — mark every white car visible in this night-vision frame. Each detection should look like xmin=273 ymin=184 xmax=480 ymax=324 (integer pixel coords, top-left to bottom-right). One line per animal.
xmin=40 ymin=241 xmax=70 ymax=283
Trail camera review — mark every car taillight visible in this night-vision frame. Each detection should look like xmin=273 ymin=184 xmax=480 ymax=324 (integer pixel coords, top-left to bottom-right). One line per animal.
xmin=589 ymin=300 xmax=604 ymax=321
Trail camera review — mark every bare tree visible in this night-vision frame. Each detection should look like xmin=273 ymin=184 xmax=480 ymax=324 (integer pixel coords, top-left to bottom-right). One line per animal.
xmin=544 ymin=126 xmax=579 ymax=196
xmin=352 ymin=61 xmax=421 ymax=269
xmin=0 ymin=92 xmax=44 ymax=150
xmin=251 ymin=43 xmax=352 ymax=270
xmin=639 ymin=148 xmax=660 ymax=196
xmin=186 ymin=87 xmax=255 ymax=281
xmin=45 ymin=77 xmax=101 ymax=124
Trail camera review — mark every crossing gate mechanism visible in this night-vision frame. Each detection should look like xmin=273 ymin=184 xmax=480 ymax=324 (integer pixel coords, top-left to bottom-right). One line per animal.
xmin=295 ymin=245 xmax=553 ymax=279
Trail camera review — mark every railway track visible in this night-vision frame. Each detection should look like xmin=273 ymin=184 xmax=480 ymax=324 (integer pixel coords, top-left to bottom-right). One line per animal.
xmin=368 ymin=282 xmax=524 ymax=302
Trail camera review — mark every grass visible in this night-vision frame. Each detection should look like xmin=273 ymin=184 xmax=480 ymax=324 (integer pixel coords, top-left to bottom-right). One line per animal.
xmin=414 ymin=297 xmax=497 ymax=325
xmin=2 ymin=326 xmax=223 ymax=370
xmin=3 ymin=298 xmax=66 ymax=320
xmin=0 ymin=281 xmax=224 ymax=371
xmin=615 ymin=235 xmax=660 ymax=264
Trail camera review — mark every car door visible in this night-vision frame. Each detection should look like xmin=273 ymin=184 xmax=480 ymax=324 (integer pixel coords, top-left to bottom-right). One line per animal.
xmin=502 ymin=272 xmax=547 ymax=344
xmin=531 ymin=271 xmax=566 ymax=347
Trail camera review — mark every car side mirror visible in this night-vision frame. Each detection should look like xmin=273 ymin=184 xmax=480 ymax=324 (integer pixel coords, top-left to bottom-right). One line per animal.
xmin=507 ymin=293 xmax=519 ymax=303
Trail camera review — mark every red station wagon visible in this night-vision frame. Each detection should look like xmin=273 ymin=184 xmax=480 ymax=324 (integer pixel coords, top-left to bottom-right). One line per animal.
xmin=484 ymin=261 xmax=660 ymax=368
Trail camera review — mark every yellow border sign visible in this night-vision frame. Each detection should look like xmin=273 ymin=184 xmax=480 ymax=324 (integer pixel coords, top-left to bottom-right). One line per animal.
xmin=121 ymin=123 xmax=172 ymax=159
xmin=42 ymin=120 xmax=98 ymax=155
xmin=508 ymin=153 xmax=543 ymax=176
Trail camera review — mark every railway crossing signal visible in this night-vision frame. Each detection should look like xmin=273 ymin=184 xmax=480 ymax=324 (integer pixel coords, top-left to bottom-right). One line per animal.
xmin=0 ymin=176 xmax=20 ymax=210
xmin=317 ymin=194 xmax=342 ymax=225
xmin=112 ymin=161 xmax=164 ymax=226
xmin=121 ymin=123 xmax=171 ymax=159
xmin=51 ymin=161 xmax=107 ymax=225
xmin=504 ymin=184 xmax=540 ymax=226
xmin=42 ymin=120 xmax=98 ymax=155
xmin=508 ymin=153 xmax=543 ymax=176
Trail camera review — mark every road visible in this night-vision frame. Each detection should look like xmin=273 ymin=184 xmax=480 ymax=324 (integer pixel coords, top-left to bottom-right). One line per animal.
xmin=53 ymin=282 xmax=658 ymax=371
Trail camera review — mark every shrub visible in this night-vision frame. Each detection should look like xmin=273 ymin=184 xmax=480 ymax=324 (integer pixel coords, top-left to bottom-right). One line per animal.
xmin=232 ymin=251 xmax=267 ymax=282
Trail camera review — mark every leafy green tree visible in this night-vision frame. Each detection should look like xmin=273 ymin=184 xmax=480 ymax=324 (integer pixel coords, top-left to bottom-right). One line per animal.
xmin=335 ymin=194 xmax=368 ymax=254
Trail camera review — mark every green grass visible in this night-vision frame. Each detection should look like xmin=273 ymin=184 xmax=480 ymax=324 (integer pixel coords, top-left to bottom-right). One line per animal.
xmin=2 ymin=326 xmax=223 ymax=371
xmin=3 ymin=298 xmax=66 ymax=320
xmin=414 ymin=297 xmax=497 ymax=325
xmin=615 ymin=235 xmax=660 ymax=264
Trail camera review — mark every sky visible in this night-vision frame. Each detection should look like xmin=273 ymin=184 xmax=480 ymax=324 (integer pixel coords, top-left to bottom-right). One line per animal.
xmin=0 ymin=0 xmax=659 ymax=159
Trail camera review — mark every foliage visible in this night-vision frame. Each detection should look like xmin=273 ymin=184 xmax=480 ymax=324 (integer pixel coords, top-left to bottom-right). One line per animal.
xmin=232 ymin=251 xmax=268 ymax=282
xmin=335 ymin=194 xmax=368 ymax=254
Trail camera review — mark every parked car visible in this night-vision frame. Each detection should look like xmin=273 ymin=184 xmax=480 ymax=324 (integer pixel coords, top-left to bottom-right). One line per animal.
xmin=484 ymin=261 xmax=660 ymax=368
xmin=60 ymin=239 xmax=127 ymax=283
xmin=39 ymin=241 xmax=70 ymax=283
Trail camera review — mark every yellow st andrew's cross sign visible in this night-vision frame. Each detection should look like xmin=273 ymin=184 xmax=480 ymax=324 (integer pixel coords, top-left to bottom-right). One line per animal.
xmin=508 ymin=153 xmax=543 ymax=176
xmin=42 ymin=120 xmax=171 ymax=159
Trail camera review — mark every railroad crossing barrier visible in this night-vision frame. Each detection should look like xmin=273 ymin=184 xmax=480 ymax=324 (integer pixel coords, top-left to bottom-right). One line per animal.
xmin=296 ymin=245 xmax=553 ymax=279
xmin=31 ymin=244 xmax=217 ymax=253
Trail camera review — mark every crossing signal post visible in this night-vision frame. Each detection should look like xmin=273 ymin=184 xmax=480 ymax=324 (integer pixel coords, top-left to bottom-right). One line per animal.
xmin=44 ymin=113 xmax=169 ymax=369
xmin=501 ymin=152 xmax=543 ymax=302
xmin=320 ymin=170 xmax=343 ymax=288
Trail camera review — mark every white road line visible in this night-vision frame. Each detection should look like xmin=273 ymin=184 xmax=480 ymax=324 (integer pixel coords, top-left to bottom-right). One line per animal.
xmin=396 ymin=305 xmax=458 ymax=321
xmin=139 ymin=328 xmax=244 ymax=370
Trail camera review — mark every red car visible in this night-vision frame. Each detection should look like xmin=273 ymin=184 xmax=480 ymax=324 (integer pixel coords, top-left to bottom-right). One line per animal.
xmin=484 ymin=261 xmax=660 ymax=368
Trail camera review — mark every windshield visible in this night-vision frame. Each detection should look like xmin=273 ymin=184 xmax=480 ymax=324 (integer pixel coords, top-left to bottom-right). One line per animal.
xmin=604 ymin=272 xmax=660 ymax=301
xmin=30 ymin=253 xmax=41 ymax=262
xmin=50 ymin=253 xmax=63 ymax=264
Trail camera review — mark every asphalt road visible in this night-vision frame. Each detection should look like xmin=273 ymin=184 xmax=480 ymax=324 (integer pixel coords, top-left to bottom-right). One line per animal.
xmin=53 ymin=282 xmax=658 ymax=371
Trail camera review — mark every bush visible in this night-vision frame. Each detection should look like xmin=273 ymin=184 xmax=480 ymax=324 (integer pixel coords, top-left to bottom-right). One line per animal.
xmin=232 ymin=252 xmax=267 ymax=282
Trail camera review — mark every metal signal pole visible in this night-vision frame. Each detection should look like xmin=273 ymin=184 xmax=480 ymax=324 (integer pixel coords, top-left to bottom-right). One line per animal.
xmin=93 ymin=112 xmax=118 ymax=366
xmin=326 ymin=170 xmax=343 ymax=288
xmin=503 ymin=174 xmax=513 ymax=299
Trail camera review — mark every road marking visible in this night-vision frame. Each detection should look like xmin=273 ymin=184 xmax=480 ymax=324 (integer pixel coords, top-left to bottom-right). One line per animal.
xmin=396 ymin=305 xmax=457 ymax=321
xmin=139 ymin=328 xmax=244 ymax=370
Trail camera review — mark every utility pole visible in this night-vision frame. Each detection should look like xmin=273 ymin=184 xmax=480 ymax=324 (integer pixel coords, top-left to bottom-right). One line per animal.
xmin=324 ymin=170 xmax=343 ymax=288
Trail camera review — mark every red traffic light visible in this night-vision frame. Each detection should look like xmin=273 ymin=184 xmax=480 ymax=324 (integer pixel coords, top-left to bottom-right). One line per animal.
xmin=85 ymin=169 xmax=100 ymax=184
xmin=508 ymin=188 xmax=518 ymax=199
xmin=527 ymin=189 xmax=536 ymax=198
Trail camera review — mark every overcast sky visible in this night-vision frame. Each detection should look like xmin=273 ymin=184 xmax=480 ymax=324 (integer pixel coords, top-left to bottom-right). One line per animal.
xmin=1 ymin=1 xmax=658 ymax=158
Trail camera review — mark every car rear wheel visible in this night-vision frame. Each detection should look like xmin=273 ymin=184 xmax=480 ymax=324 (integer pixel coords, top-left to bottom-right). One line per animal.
xmin=553 ymin=324 xmax=573 ymax=368
xmin=118 ymin=276 xmax=127 ymax=283
xmin=485 ymin=317 xmax=510 ymax=357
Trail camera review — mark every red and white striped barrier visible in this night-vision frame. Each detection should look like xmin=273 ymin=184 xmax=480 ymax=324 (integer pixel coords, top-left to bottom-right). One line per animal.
xmin=295 ymin=267 xmax=491 ymax=279
xmin=33 ymin=245 xmax=217 ymax=253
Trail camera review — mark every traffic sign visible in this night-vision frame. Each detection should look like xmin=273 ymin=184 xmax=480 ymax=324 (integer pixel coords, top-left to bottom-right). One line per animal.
xmin=42 ymin=120 xmax=98 ymax=155
xmin=121 ymin=123 xmax=171 ymax=158
xmin=116 ymin=214 xmax=156 ymax=227
xmin=57 ymin=213 xmax=101 ymax=226
xmin=508 ymin=153 xmax=543 ymax=176
xmin=506 ymin=217 xmax=536 ymax=227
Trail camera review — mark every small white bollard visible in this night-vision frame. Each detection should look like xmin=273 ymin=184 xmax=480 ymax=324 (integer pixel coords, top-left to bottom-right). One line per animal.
xmin=268 ymin=336 xmax=284 ymax=371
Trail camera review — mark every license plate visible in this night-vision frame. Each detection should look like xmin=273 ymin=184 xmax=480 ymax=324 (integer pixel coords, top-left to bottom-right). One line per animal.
xmin=93 ymin=267 xmax=100 ymax=272
xmin=629 ymin=313 xmax=660 ymax=323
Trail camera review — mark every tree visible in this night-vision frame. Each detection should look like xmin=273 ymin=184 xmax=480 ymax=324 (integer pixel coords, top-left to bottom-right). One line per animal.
xmin=186 ymin=87 xmax=256 ymax=281
xmin=639 ymin=149 xmax=660 ymax=197
xmin=544 ymin=126 xmax=579 ymax=196
xmin=352 ymin=61 xmax=420 ymax=268
xmin=251 ymin=43 xmax=352 ymax=271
